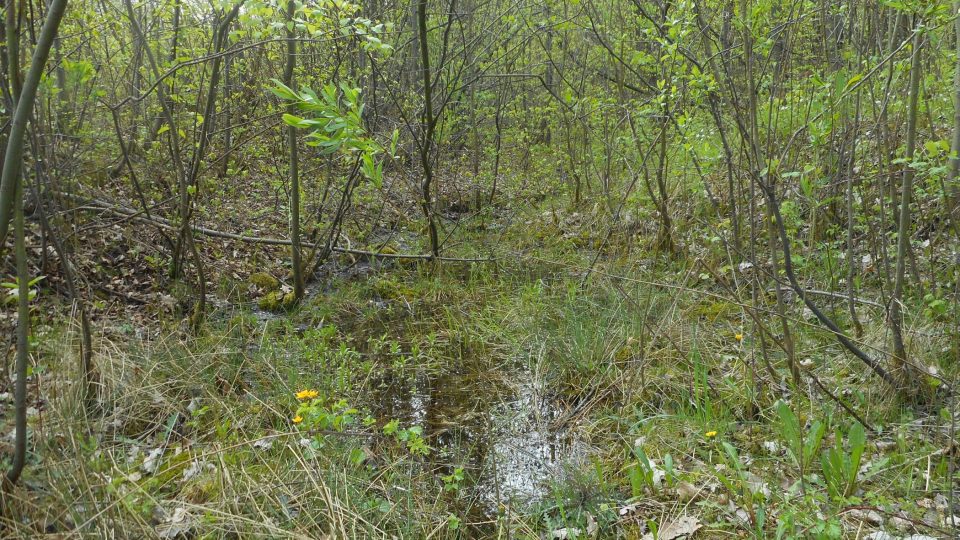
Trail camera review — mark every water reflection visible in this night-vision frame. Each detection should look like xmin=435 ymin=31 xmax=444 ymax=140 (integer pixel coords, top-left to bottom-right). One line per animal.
xmin=371 ymin=364 xmax=588 ymax=515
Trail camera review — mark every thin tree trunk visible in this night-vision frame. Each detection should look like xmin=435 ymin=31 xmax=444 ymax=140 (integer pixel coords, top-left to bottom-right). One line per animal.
xmin=948 ymin=0 xmax=960 ymax=223
xmin=890 ymin=18 xmax=924 ymax=394
xmin=6 ymin=180 xmax=28 ymax=488
xmin=30 ymin=140 xmax=95 ymax=406
xmin=1 ymin=1 xmax=73 ymax=486
xmin=0 ymin=0 xmax=67 ymax=251
xmin=489 ymin=85 xmax=503 ymax=204
xmin=654 ymin=116 xmax=673 ymax=253
xmin=6 ymin=0 xmax=21 ymax=102
xmin=417 ymin=0 xmax=440 ymax=258
xmin=284 ymin=0 xmax=304 ymax=300
xmin=541 ymin=2 xmax=553 ymax=144
xmin=144 ymin=0 xmax=181 ymax=146
xmin=121 ymin=0 xmax=188 ymax=278
xmin=178 ymin=3 xmax=243 ymax=327
xmin=741 ymin=0 xmax=798 ymax=387
xmin=847 ymin=103 xmax=864 ymax=337
xmin=692 ymin=2 xmax=740 ymax=255
xmin=220 ymin=50 xmax=233 ymax=178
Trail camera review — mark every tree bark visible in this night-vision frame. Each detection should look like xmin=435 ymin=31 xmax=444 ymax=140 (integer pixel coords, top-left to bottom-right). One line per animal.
xmin=5 ymin=180 xmax=28 ymax=488
xmin=948 ymin=1 xmax=960 ymax=222
xmin=0 ymin=0 xmax=67 ymax=252
xmin=284 ymin=0 xmax=304 ymax=300
xmin=889 ymin=19 xmax=924 ymax=394
xmin=417 ymin=0 xmax=440 ymax=258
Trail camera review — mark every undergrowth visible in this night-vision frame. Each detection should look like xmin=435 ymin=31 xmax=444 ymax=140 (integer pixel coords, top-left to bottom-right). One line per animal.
xmin=1 ymin=226 xmax=957 ymax=539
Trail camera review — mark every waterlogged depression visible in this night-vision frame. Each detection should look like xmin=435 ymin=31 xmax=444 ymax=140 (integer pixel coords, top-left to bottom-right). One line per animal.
xmin=371 ymin=363 xmax=591 ymax=514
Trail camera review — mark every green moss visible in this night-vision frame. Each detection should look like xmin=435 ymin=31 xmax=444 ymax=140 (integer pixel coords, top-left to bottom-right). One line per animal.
xmin=372 ymin=277 xmax=415 ymax=301
xmin=249 ymin=272 xmax=280 ymax=291
xmin=181 ymin=476 xmax=218 ymax=504
xmin=143 ymin=450 xmax=194 ymax=491
xmin=691 ymin=300 xmax=735 ymax=322
xmin=258 ymin=290 xmax=297 ymax=312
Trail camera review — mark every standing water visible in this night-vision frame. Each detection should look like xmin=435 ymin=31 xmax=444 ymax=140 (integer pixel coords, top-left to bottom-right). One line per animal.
xmin=371 ymin=361 xmax=590 ymax=515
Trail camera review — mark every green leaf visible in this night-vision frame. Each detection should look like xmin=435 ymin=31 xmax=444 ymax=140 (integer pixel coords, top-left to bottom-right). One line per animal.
xmin=776 ymin=400 xmax=801 ymax=465
xmin=269 ymin=80 xmax=300 ymax=101
xmin=842 ymin=73 xmax=863 ymax=93
xmin=389 ymin=128 xmax=400 ymax=157
xmin=282 ymin=113 xmax=312 ymax=128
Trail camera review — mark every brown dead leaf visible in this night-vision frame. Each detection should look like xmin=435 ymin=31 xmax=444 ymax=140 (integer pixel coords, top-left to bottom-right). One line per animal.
xmin=641 ymin=515 xmax=701 ymax=540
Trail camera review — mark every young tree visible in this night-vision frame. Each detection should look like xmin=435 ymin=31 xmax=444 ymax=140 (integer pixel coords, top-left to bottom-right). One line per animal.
xmin=0 ymin=0 xmax=70 ymax=490
xmin=284 ymin=0 xmax=305 ymax=301
xmin=889 ymin=18 xmax=925 ymax=395
xmin=416 ymin=0 xmax=440 ymax=259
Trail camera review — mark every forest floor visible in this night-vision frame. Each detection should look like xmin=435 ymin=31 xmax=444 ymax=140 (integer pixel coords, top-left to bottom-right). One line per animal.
xmin=1 ymin=172 xmax=958 ymax=539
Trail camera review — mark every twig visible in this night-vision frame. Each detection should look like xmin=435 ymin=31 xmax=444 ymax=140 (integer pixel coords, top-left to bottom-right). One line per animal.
xmin=766 ymin=287 xmax=884 ymax=309
xmin=807 ymin=372 xmax=877 ymax=435
xmin=57 ymin=193 xmax=494 ymax=263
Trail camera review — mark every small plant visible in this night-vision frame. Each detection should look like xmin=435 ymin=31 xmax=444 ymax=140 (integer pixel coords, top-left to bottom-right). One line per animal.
xmin=185 ymin=404 xmax=209 ymax=429
xmin=383 ymin=420 xmax=431 ymax=456
xmin=293 ymin=390 xmax=359 ymax=432
xmin=662 ymin=453 xmax=676 ymax=488
xmin=627 ymin=445 xmax=662 ymax=496
xmin=686 ymin=330 xmax=720 ymax=424
xmin=776 ymin=400 xmax=826 ymax=476
xmin=645 ymin=519 xmax=659 ymax=539
xmin=441 ymin=467 xmax=464 ymax=492
xmin=820 ymin=422 xmax=866 ymax=501
xmin=1 ymin=274 xmax=45 ymax=305
xmin=714 ymin=442 xmax=767 ymax=535
xmin=808 ymin=518 xmax=843 ymax=539
xmin=922 ymin=293 xmax=948 ymax=321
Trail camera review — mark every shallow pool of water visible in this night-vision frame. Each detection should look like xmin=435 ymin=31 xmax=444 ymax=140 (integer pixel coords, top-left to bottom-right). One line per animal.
xmin=370 ymin=363 xmax=590 ymax=515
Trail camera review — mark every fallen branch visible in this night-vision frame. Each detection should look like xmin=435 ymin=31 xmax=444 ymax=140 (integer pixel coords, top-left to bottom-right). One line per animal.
xmin=766 ymin=287 xmax=884 ymax=309
xmin=57 ymin=192 xmax=493 ymax=263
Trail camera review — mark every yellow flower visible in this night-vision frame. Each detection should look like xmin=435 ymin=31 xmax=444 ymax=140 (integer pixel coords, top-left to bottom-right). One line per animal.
xmin=296 ymin=389 xmax=319 ymax=400
xmin=734 ymin=333 xmax=743 ymax=342
xmin=705 ymin=430 xmax=718 ymax=439
xmin=292 ymin=415 xmax=303 ymax=424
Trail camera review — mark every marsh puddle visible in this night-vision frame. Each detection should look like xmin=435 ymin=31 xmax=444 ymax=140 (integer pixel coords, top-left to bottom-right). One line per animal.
xmin=371 ymin=364 xmax=590 ymax=513
xmin=233 ymin=253 xmax=590 ymax=513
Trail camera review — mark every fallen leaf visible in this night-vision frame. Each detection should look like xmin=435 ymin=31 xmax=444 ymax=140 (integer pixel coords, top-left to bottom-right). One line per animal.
xmin=585 ymin=513 xmax=598 ymax=537
xmin=156 ymin=507 xmax=195 ymax=539
xmin=252 ymin=437 xmax=273 ymax=451
xmin=182 ymin=460 xmax=204 ymax=481
xmin=551 ymin=527 xmax=582 ymax=539
xmin=676 ymin=481 xmax=700 ymax=502
xmin=648 ymin=460 xmax=666 ymax=488
xmin=142 ymin=448 xmax=163 ymax=474
xmin=889 ymin=516 xmax=912 ymax=532
xmin=642 ymin=515 xmax=701 ymax=540
xmin=846 ymin=508 xmax=883 ymax=526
